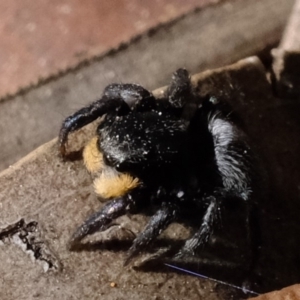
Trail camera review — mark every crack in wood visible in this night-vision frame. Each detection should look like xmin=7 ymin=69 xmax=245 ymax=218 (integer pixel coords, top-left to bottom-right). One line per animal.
xmin=0 ymin=219 xmax=60 ymax=272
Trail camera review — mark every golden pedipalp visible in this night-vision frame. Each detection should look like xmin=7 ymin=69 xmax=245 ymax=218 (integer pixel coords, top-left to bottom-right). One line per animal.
xmin=84 ymin=136 xmax=140 ymax=199
xmin=83 ymin=136 xmax=103 ymax=174
xmin=93 ymin=172 xmax=140 ymax=199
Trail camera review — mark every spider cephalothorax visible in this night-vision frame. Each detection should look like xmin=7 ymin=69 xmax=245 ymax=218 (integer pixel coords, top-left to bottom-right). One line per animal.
xmin=59 ymin=69 xmax=255 ymax=265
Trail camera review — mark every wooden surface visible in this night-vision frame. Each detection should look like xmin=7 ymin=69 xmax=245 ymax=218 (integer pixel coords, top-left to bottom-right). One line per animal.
xmin=1 ymin=1 xmax=300 ymax=298
xmin=2 ymin=57 xmax=300 ymax=299
xmin=250 ymin=284 xmax=300 ymax=300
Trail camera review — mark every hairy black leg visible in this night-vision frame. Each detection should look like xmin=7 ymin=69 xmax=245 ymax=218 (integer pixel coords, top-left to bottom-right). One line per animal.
xmin=124 ymin=201 xmax=179 ymax=266
xmin=59 ymin=83 xmax=153 ymax=156
xmin=202 ymin=97 xmax=258 ymax=276
xmin=103 ymin=83 xmax=155 ymax=111
xmin=69 ymin=196 xmax=135 ymax=249
xmin=176 ymin=196 xmax=220 ymax=257
xmin=166 ymin=68 xmax=192 ymax=109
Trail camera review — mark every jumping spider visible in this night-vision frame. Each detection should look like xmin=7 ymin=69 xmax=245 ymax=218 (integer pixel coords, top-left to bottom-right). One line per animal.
xmin=59 ymin=69 xmax=255 ymax=265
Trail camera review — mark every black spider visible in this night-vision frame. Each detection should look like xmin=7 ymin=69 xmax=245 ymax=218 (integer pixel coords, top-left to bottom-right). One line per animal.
xmin=59 ymin=69 xmax=255 ymax=266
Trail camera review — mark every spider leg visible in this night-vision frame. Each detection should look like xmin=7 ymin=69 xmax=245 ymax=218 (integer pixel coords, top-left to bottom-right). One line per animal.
xmin=59 ymin=83 xmax=153 ymax=156
xmin=203 ymin=96 xmax=259 ymax=264
xmin=69 ymin=195 xmax=135 ymax=248
xmin=166 ymin=68 xmax=192 ymax=109
xmin=124 ymin=201 xmax=179 ymax=266
xmin=176 ymin=196 xmax=220 ymax=257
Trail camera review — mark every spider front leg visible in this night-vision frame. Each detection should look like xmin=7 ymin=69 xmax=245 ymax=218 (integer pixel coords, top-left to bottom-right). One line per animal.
xmin=59 ymin=83 xmax=154 ymax=156
xmin=69 ymin=194 xmax=136 ymax=249
xmin=124 ymin=201 xmax=180 ymax=266
xmin=176 ymin=195 xmax=220 ymax=257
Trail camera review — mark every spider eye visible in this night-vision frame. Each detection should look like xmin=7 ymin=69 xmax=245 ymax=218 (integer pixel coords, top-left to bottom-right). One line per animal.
xmin=103 ymin=153 xmax=114 ymax=166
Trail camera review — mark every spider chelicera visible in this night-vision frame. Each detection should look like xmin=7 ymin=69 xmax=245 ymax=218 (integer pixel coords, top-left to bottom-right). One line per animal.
xmin=59 ymin=69 xmax=255 ymax=266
